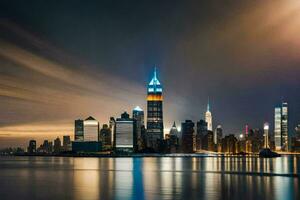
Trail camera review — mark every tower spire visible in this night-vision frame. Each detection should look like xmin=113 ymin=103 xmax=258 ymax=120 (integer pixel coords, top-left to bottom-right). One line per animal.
xmin=172 ymin=121 xmax=176 ymax=128
xmin=207 ymin=97 xmax=210 ymax=112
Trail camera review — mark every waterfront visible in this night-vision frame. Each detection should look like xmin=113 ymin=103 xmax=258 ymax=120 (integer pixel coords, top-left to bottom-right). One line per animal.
xmin=0 ymin=156 xmax=299 ymax=200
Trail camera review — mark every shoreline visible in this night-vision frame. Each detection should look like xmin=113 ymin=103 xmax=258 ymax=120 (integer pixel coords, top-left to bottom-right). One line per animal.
xmin=1 ymin=153 xmax=299 ymax=158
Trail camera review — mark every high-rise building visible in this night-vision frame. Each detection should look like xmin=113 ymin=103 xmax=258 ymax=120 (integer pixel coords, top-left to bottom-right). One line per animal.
xmin=169 ymin=121 xmax=179 ymax=137
xmin=221 ymin=134 xmax=238 ymax=154
xmin=84 ymin=116 xmax=99 ymax=142
xmin=281 ymin=102 xmax=289 ymax=151
xmin=37 ymin=140 xmax=52 ymax=153
xmin=147 ymin=68 xmax=164 ymax=150
xmin=181 ymin=120 xmax=195 ymax=153
xmin=214 ymin=125 xmax=222 ymax=145
xmin=203 ymin=131 xmax=214 ymax=151
xmin=133 ymin=106 xmax=145 ymax=151
xmin=264 ymin=122 xmax=269 ymax=149
xmin=196 ymin=119 xmax=207 ymax=150
xmin=205 ymin=99 xmax=212 ymax=131
xmin=27 ymin=140 xmax=36 ymax=154
xmin=274 ymin=102 xmax=289 ymax=151
xmin=53 ymin=137 xmax=61 ymax=153
xmin=274 ymin=107 xmax=281 ymax=150
xmin=100 ymin=124 xmax=112 ymax=147
xmin=291 ymin=125 xmax=300 ymax=152
xmin=63 ymin=135 xmax=71 ymax=151
xmin=296 ymin=125 xmax=300 ymax=139
xmin=109 ymin=117 xmax=116 ymax=147
xmin=75 ymin=119 xmax=84 ymax=141
xmin=245 ymin=124 xmax=249 ymax=138
xmin=115 ymin=112 xmax=135 ymax=152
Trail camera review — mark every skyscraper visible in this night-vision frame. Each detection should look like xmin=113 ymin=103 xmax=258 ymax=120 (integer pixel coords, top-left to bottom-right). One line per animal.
xmin=63 ymin=135 xmax=71 ymax=151
xmin=109 ymin=117 xmax=116 ymax=147
xmin=181 ymin=120 xmax=195 ymax=153
xmin=147 ymin=68 xmax=164 ymax=149
xmin=205 ymin=99 xmax=212 ymax=131
xmin=75 ymin=119 xmax=84 ymax=141
xmin=132 ymin=106 xmax=145 ymax=151
xmin=115 ymin=112 xmax=135 ymax=152
xmin=274 ymin=102 xmax=289 ymax=151
xmin=100 ymin=124 xmax=112 ymax=147
xmin=214 ymin=125 xmax=222 ymax=145
xmin=196 ymin=119 xmax=208 ymax=150
xmin=27 ymin=140 xmax=36 ymax=154
xmin=84 ymin=116 xmax=99 ymax=142
xmin=281 ymin=102 xmax=289 ymax=151
xmin=53 ymin=137 xmax=61 ymax=153
xmin=264 ymin=122 xmax=269 ymax=149
xmin=169 ymin=121 xmax=179 ymax=138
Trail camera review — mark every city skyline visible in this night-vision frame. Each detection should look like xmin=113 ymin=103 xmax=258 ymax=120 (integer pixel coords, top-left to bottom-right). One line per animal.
xmin=1 ymin=1 xmax=300 ymax=148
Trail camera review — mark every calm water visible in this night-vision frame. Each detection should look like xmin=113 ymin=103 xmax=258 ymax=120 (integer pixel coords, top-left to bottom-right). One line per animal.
xmin=0 ymin=156 xmax=299 ymax=200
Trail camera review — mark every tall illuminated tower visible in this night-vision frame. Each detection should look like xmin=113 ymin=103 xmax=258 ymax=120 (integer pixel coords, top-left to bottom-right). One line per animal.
xmin=274 ymin=102 xmax=289 ymax=151
xmin=147 ymin=68 xmax=164 ymax=148
xmin=205 ymin=99 xmax=212 ymax=131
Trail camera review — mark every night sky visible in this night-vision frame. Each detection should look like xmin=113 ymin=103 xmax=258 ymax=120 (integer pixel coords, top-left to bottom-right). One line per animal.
xmin=1 ymin=0 xmax=300 ymax=147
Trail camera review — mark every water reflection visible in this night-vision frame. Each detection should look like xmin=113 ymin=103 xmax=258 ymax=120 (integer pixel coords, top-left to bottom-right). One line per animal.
xmin=0 ymin=156 xmax=299 ymax=200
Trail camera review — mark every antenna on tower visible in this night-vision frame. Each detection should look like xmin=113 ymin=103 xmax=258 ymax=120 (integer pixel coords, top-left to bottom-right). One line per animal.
xmin=207 ymin=97 xmax=210 ymax=112
xmin=154 ymin=65 xmax=157 ymax=79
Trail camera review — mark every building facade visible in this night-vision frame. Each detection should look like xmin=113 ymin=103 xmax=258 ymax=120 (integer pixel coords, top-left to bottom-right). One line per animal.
xmin=84 ymin=116 xmax=99 ymax=142
xmin=196 ymin=119 xmax=207 ymax=151
xmin=75 ymin=119 xmax=84 ymax=141
xmin=181 ymin=120 xmax=195 ymax=153
xmin=100 ymin=124 xmax=112 ymax=147
xmin=274 ymin=102 xmax=289 ymax=151
xmin=132 ymin=106 xmax=145 ymax=151
xmin=63 ymin=135 xmax=71 ymax=151
xmin=115 ymin=112 xmax=135 ymax=152
xmin=27 ymin=140 xmax=36 ymax=154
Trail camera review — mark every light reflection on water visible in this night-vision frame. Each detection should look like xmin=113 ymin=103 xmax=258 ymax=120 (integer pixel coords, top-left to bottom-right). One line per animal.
xmin=0 ymin=156 xmax=299 ymax=200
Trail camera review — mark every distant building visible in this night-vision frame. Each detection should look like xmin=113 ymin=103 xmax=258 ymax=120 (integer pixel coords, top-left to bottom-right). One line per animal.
xmin=202 ymin=131 xmax=214 ymax=151
xmin=196 ymin=119 xmax=207 ymax=151
xmin=27 ymin=140 xmax=36 ymax=154
xmin=221 ymin=134 xmax=237 ymax=154
xmin=132 ymin=106 xmax=145 ymax=151
xmin=181 ymin=120 xmax=195 ymax=153
xmin=37 ymin=140 xmax=53 ymax=154
xmin=84 ymin=116 xmax=99 ymax=142
xmin=167 ymin=122 xmax=180 ymax=153
xmin=296 ymin=124 xmax=300 ymax=138
xmin=245 ymin=124 xmax=249 ymax=138
xmin=147 ymin=68 xmax=164 ymax=151
xmin=109 ymin=117 xmax=116 ymax=147
xmin=63 ymin=135 xmax=71 ymax=151
xmin=214 ymin=125 xmax=222 ymax=145
xmin=205 ymin=99 xmax=212 ymax=131
xmin=100 ymin=124 xmax=112 ymax=147
xmin=75 ymin=119 xmax=84 ymax=141
xmin=291 ymin=125 xmax=300 ymax=152
xmin=263 ymin=123 xmax=269 ymax=149
xmin=53 ymin=137 xmax=62 ymax=153
xmin=274 ymin=102 xmax=289 ymax=151
xmin=245 ymin=128 xmax=264 ymax=153
xmin=115 ymin=112 xmax=135 ymax=152
xmin=169 ymin=121 xmax=180 ymax=138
